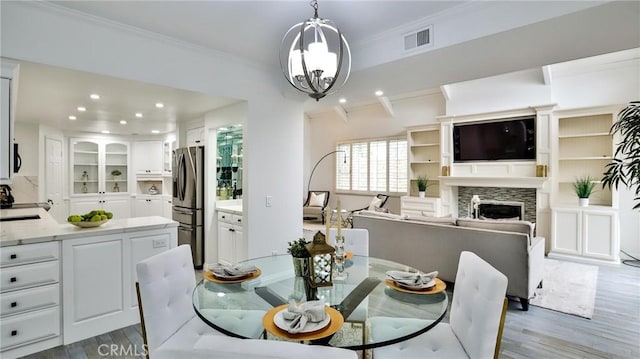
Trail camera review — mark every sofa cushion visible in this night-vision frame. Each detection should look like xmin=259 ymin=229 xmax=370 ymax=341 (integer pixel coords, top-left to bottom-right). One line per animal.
xmin=406 ymin=214 xmax=456 ymax=225
xmin=457 ymin=218 xmax=535 ymax=242
xmin=358 ymin=210 xmax=407 ymax=220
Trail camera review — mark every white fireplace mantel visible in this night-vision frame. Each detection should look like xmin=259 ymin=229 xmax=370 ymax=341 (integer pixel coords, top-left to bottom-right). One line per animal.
xmin=438 ymin=176 xmax=549 ymax=189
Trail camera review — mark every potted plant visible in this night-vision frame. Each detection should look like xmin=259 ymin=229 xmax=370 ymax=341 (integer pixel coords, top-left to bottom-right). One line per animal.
xmin=602 ymin=101 xmax=640 ymax=210
xmin=416 ymin=176 xmax=429 ymax=198
xmin=574 ymin=175 xmax=596 ymax=207
xmin=287 ymin=238 xmax=310 ymax=276
xmin=111 ymin=169 xmax=122 ymax=180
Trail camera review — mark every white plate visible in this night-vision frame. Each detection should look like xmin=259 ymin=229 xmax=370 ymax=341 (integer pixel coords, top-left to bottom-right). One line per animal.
xmin=395 ymin=279 xmax=436 ymax=290
xmin=273 ymin=308 xmax=331 ymax=333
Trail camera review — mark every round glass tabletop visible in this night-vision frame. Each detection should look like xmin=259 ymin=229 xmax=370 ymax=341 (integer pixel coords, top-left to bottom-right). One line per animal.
xmin=192 ymin=254 xmax=448 ymax=350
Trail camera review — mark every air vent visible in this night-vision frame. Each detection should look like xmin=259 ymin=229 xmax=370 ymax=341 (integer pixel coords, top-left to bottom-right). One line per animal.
xmin=403 ymin=25 xmax=433 ymax=52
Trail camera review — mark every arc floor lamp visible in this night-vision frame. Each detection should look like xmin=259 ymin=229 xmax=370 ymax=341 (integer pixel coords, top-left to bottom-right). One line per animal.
xmin=306 ymin=150 xmax=346 ymax=203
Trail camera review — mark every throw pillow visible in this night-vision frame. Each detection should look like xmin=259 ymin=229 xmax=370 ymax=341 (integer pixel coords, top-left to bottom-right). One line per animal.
xmin=457 ymin=218 xmax=535 ymax=244
xmin=368 ymin=197 xmax=383 ymax=211
xmin=308 ymin=192 xmax=326 ymax=207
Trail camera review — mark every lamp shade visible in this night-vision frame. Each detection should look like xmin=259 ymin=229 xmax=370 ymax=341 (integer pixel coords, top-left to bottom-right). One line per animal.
xmin=280 ymin=0 xmax=351 ymax=101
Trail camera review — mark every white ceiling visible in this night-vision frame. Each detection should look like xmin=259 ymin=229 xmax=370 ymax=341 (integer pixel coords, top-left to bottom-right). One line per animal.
xmin=10 ymin=1 xmax=639 ymax=135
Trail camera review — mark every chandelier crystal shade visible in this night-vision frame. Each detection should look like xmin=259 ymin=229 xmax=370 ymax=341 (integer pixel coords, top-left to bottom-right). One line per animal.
xmin=280 ymin=0 xmax=351 ymax=101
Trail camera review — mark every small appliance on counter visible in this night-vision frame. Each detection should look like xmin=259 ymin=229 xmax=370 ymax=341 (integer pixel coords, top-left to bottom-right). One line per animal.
xmin=0 ymin=185 xmax=15 ymax=209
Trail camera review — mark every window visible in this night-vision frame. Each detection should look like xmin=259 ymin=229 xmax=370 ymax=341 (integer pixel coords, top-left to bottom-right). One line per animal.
xmin=336 ymin=138 xmax=408 ymax=193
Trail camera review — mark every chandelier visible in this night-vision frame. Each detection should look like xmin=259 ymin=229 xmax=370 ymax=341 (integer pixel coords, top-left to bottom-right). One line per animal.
xmin=280 ymin=0 xmax=351 ymax=101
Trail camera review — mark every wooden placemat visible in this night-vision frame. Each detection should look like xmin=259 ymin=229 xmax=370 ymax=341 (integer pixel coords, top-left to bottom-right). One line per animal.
xmin=262 ymin=304 xmax=344 ymax=341
xmin=385 ymin=277 xmax=446 ymax=295
xmin=204 ymin=268 xmax=261 ymax=284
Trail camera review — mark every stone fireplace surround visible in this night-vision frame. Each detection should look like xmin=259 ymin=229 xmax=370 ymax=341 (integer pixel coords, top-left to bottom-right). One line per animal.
xmin=458 ymin=186 xmax=537 ymax=223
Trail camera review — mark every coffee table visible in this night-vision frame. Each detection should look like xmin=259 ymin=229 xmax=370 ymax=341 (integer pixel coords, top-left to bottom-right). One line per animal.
xmin=192 ymin=254 xmax=448 ymax=350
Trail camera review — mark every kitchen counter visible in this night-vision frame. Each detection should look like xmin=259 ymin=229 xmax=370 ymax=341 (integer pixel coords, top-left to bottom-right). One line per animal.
xmin=0 ymin=207 xmax=177 ymax=247
xmin=216 ymin=199 xmax=242 ymax=214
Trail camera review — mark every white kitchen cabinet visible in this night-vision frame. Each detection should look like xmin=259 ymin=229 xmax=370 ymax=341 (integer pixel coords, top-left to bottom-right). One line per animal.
xmin=1 ymin=60 xmax=19 ymax=185
xmin=133 ymin=196 xmax=163 ymax=217
xmin=162 ymin=195 xmax=172 ymax=219
xmin=132 ymin=140 xmax=163 ymax=175
xmin=69 ymin=194 xmax=131 ymax=219
xmin=186 ymin=127 xmax=204 ymax=146
xmin=0 ymin=241 xmax=62 ymax=359
xmin=217 ymin=211 xmax=245 ymax=265
xmin=550 ymin=206 xmax=619 ymax=262
xmin=163 ymin=139 xmax=176 ymax=174
xmin=400 ymin=196 xmax=442 ymax=217
xmin=70 ymin=138 xmax=129 ymax=195
xmin=62 ymin=227 xmax=176 ymax=344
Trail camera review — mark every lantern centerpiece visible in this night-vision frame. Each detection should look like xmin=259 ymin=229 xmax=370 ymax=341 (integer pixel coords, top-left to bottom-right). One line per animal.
xmin=306 ymin=231 xmax=335 ymax=287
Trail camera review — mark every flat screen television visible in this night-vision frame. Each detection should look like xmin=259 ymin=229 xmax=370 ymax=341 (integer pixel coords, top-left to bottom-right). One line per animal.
xmin=453 ymin=116 xmax=536 ymax=162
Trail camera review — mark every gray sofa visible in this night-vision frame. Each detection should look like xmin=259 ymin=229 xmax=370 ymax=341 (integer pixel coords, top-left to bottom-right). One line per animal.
xmin=352 ymin=212 xmax=545 ymax=310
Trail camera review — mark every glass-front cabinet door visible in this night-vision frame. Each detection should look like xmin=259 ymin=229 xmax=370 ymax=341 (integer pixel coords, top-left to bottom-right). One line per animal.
xmin=70 ymin=139 xmax=129 ymax=195
xmin=104 ymin=142 xmax=128 ymax=194
xmin=72 ymin=140 xmax=99 ymax=195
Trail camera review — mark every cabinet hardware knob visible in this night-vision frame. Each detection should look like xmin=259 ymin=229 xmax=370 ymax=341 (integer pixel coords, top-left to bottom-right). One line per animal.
xmin=10 ymin=254 xmax=17 ymax=259
xmin=229 ymin=228 xmax=234 ymax=232
xmin=11 ymin=301 xmax=17 ymax=308
xmin=11 ymin=330 xmax=17 ymax=336
xmin=237 ymin=219 xmax=241 ymax=222
xmin=10 ymin=277 xmax=17 ymax=283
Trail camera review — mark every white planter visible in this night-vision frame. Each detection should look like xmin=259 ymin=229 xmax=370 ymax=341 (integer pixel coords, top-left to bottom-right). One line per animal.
xmin=418 ymin=191 xmax=426 ymax=198
xmin=579 ymin=198 xmax=589 ymax=207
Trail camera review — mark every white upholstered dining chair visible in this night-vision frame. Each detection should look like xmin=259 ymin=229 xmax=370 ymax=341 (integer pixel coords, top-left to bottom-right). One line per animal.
xmin=372 ymin=251 xmax=509 ymax=359
xmin=136 ymin=245 xmax=358 ymax=359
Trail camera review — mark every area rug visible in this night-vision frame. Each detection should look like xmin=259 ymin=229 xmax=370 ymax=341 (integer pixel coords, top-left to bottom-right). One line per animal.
xmin=530 ymin=258 xmax=598 ymax=319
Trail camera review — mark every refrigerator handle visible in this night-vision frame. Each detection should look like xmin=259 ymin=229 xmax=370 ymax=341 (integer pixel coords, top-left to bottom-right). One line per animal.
xmin=174 ymin=209 xmax=194 ymax=215
xmin=178 ymin=225 xmax=194 ymax=232
xmin=178 ymin=152 xmax=186 ymax=201
xmin=186 ymin=147 xmax=197 ymax=195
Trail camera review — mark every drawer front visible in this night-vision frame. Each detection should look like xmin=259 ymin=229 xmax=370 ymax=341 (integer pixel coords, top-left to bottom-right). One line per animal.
xmin=1 ymin=284 xmax=59 ymax=317
xmin=0 ymin=307 xmax=60 ymax=351
xmin=0 ymin=242 xmax=59 ymax=268
xmin=218 ymin=211 xmax=242 ymax=225
xmin=0 ymin=261 xmax=59 ymax=293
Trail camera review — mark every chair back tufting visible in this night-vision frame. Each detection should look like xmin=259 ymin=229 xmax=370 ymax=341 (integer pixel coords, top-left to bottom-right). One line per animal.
xmin=136 ymin=245 xmax=197 ymax=351
xmin=450 ymin=251 xmax=508 ymax=358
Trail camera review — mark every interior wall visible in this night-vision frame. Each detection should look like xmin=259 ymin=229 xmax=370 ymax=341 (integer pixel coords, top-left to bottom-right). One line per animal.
xmin=2 ymin=1 xmax=304 ymax=258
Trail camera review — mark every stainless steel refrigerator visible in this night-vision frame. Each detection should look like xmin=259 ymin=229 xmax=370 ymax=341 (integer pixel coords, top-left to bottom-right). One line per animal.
xmin=172 ymin=146 xmax=205 ymax=268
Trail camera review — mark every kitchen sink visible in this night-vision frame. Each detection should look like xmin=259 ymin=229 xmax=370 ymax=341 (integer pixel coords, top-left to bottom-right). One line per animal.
xmin=0 ymin=214 xmax=41 ymax=222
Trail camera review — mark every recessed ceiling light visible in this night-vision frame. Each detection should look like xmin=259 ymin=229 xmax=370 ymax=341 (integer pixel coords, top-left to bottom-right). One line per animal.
xmin=151 ymin=130 xmax=159 ymax=134
xmin=68 ymin=115 xmax=77 ymax=120
xmin=77 ymin=106 xmax=86 ymax=112
xmin=120 ymin=120 xmax=127 ymax=125
xmin=135 ymin=113 xmax=143 ymax=118
xmin=90 ymin=94 xmax=100 ymax=100
xmin=101 ymin=130 xmax=110 ymax=134
xmin=375 ymin=90 xmax=384 ymax=97
xmin=339 ymin=98 xmax=347 ymax=104
xmin=155 ymin=102 xmax=164 ymax=108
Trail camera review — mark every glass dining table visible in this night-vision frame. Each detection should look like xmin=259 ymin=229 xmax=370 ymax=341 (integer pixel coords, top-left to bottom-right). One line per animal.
xmin=192 ymin=254 xmax=448 ymax=350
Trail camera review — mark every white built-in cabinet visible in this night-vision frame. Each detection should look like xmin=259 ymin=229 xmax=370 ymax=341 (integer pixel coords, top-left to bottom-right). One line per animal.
xmin=400 ymin=196 xmax=442 ymax=217
xmin=407 ymin=125 xmax=441 ymax=197
xmin=62 ymin=227 xmax=176 ymax=344
xmin=69 ymin=138 xmax=131 ymax=218
xmin=133 ymin=196 xmax=164 ymax=217
xmin=0 ymin=241 xmax=62 ymax=358
xmin=186 ymin=127 xmax=204 ymax=146
xmin=1 ymin=60 xmax=18 ymax=185
xmin=550 ymin=206 xmax=619 ymax=262
xmin=217 ymin=210 xmax=245 ymax=265
xmin=132 ymin=140 xmax=163 ymax=175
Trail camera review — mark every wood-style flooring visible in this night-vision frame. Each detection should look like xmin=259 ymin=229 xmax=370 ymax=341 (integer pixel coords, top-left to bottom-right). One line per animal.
xmin=21 ymin=259 xmax=640 ymax=359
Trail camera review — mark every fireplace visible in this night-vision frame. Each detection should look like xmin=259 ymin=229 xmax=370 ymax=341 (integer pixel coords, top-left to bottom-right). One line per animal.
xmin=477 ymin=200 xmax=524 ymax=220
xmin=458 ymin=186 xmax=537 ymax=222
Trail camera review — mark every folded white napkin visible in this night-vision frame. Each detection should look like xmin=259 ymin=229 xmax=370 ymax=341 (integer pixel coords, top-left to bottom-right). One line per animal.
xmin=386 ymin=270 xmax=438 ymax=288
xmin=209 ymin=264 xmax=258 ymax=277
xmin=282 ymin=299 xmax=326 ymax=333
